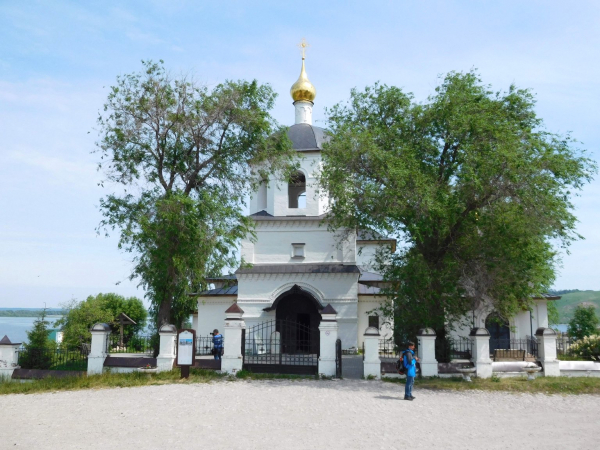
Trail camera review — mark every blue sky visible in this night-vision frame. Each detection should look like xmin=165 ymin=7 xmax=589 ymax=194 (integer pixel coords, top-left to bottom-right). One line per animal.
xmin=1 ymin=0 xmax=599 ymax=308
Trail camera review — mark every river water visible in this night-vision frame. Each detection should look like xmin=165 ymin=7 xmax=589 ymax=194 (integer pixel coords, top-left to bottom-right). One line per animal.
xmin=0 ymin=316 xmax=63 ymax=344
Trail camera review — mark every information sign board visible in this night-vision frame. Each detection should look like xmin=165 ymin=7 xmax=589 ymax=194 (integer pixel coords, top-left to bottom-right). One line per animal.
xmin=176 ymin=329 xmax=196 ymax=369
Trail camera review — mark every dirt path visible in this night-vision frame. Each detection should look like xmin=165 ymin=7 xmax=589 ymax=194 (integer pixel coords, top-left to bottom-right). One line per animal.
xmin=0 ymin=379 xmax=596 ymax=449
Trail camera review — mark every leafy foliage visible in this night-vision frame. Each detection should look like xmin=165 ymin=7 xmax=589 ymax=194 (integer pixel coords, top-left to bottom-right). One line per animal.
xmin=95 ymin=61 xmax=295 ymax=328
xmin=568 ymin=305 xmax=599 ymax=340
xmin=18 ymin=308 xmax=54 ymax=370
xmin=568 ymin=335 xmax=600 ymax=361
xmin=55 ymin=293 xmax=147 ymax=347
xmin=547 ymin=301 xmax=560 ymax=327
xmin=320 ymin=71 xmax=596 ymax=340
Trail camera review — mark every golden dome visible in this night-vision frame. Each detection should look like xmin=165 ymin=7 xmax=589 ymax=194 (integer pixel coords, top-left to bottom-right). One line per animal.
xmin=290 ymin=57 xmax=316 ymax=103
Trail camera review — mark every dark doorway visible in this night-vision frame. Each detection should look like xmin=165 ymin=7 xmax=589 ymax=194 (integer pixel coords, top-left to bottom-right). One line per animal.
xmin=486 ymin=313 xmax=510 ymax=354
xmin=272 ymin=285 xmax=321 ymax=354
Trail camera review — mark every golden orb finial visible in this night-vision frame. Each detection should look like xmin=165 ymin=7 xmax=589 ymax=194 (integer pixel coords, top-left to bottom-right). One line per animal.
xmin=290 ymin=39 xmax=316 ymax=103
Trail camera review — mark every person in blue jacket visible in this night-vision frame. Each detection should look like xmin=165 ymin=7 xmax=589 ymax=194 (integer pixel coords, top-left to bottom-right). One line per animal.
xmin=212 ymin=329 xmax=223 ymax=360
xmin=403 ymin=341 xmax=419 ymax=401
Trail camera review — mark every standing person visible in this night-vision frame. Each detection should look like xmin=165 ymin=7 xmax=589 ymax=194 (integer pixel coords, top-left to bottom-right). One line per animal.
xmin=403 ymin=341 xmax=419 ymax=401
xmin=212 ymin=329 xmax=223 ymax=360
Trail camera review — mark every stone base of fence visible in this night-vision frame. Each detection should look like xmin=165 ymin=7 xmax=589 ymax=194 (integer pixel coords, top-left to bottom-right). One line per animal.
xmin=0 ymin=336 xmax=21 ymax=380
xmin=157 ymin=324 xmax=177 ymax=373
xmin=363 ymin=326 xmax=381 ymax=379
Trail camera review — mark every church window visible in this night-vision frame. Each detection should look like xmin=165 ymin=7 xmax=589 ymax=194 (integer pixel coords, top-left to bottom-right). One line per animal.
xmin=257 ymin=179 xmax=267 ymax=211
xmin=292 ymin=243 xmax=305 ymax=259
xmin=288 ymin=172 xmax=306 ymax=208
xmin=368 ymin=315 xmax=379 ymax=329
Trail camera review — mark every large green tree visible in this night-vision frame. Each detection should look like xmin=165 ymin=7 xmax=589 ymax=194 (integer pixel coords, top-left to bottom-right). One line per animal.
xmin=96 ymin=61 xmax=294 ymax=328
xmin=568 ymin=305 xmax=599 ymax=340
xmin=56 ymin=293 xmax=147 ymax=346
xmin=320 ymin=71 xmax=596 ymax=340
xmin=19 ymin=308 xmax=54 ymax=370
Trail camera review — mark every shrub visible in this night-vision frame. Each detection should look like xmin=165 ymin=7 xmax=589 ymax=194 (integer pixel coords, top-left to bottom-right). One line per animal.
xmin=568 ymin=305 xmax=599 ymax=341
xmin=18 ymin=309 xmax=55 ymax=370
xmin=568 ymin=335 xmax=600 ymax=361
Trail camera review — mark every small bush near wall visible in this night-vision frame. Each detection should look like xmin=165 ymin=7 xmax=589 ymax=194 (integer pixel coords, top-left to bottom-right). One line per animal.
xmin=568 ymin=335 xmax=600 ymax=361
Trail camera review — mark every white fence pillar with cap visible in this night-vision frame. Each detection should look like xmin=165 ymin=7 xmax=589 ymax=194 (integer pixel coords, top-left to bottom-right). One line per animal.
xmin=157 ymin=324 xmax=177 ymax=372
xmin=535 ymin=327 xmax=560 ymax=377
xmin=221 ymin=303 xmax=245 ymax=375
xmin=470 ymin=327 xmax=493 ymax=379
xmin=88 ymin=323 xmax=111 ymax=375
xmin=363 ymin=326 xmax=381 ymax=379
xmin=0 ymin=335 xmax=21 ymax=380
xmin=318 ymin=304 xmax=338 ymax=377
xmin=417 ymin=328 xmax=438 ymax=377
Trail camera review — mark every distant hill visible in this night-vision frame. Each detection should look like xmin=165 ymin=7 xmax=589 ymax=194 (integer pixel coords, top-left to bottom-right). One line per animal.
xmin=552 ymin=290 xmax=600 ymax=323
xmin=0 ymin=308 xmax=66 ymax=317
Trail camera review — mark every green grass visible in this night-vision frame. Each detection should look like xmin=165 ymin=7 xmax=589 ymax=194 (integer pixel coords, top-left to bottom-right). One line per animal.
xmin=382 ymin=375 xmax=600 ymax=395
xmin=554 ymin=290 xmax=600 ymax=323
xmin=4 ymin=369 xmax=600 ymax=396
xmin=0 ymin=368 xmax=224 ymax=396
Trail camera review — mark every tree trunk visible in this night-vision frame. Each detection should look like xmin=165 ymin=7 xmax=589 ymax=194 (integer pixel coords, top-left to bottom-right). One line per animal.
xmin=157 ymin=300 xmax=172 ymax=328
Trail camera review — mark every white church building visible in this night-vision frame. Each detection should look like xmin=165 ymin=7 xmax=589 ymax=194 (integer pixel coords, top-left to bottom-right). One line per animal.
xmin=193 ymin=55 xmax=394 ymax=350
xmin=192 ymin=54 xmax=556 ymax=351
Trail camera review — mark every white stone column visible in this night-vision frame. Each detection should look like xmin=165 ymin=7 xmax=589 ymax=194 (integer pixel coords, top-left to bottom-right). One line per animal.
xmin=88 ymin=323 xmax=111 ymax=375
xmin=294 ymin=100 xmax=313 ymax=125
xmin=417 ymin=328 xmax=438 ymax=377
xmin=470 ymin=327 xmax=493 ymax=379
xmin=221 ymin=303 xmax=245 ymax=375
xmin=363 ymin=327 xmax=381 ymax=379
xmin=535 ymin=327 xmax=560 ymax=377
xmin=157 ymin=324 xmax=177 ymax=372
xmin=318 ymin=304 xmax=338 ymax=377
xmin=0 ymin=335 xmax=21 ymax=380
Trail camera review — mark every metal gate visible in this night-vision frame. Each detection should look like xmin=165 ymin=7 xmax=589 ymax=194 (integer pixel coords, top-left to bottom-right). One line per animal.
xmin=335 ymin=338 xmax=342 ymax=378
xmin=242 ymin=319 xmax=319 ymax=375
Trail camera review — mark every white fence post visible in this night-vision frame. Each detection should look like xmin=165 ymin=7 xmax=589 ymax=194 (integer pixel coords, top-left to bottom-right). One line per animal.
xmin=318 ymin=304 xmax=338 ymax=377
xmin=0 ymin=335 xmax=21 ymax=380
xmin=417 ymin=328 xmax=438 ymax=377
xmin=221 ymin=303 xmax=245 ymax=375
xmin=470 ymin=327 xmax=493 ymax=378
xmin=363 ymin=327 xmax=381 ymax=379
xmin=535 ymin=327 xmax=560 ymax=376
xmin=157 ymin=324 xmax=177 ymax=372
xmin=88 ymin=323 xmax=111 ymax=375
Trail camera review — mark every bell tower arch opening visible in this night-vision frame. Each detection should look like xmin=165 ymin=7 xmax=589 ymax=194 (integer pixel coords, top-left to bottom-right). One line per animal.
xmin=288 ymin=172 xmax=306 ymax=209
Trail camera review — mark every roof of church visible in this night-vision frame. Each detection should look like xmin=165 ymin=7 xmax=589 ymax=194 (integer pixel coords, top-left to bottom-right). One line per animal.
xmin=287 ymin=123 xmax=329 ymax=151
xmin=250 ymin=212 xmax=328 ymax=221
xmin=236 ymin=263 xmax=360 ymax=275
xmin=249 ymin=210 xmax=273 ymax=217
xmin=198 ymin=285 xmax=239 ymax=296
xmin=357 ymin=266 xmax=384 ymax=282
xmin=358 ymin=284 xmax=381 ymax=295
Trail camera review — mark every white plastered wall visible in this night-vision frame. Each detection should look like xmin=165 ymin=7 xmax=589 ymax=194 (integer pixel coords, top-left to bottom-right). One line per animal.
xmin=447 ymin=298 xmax=550 ymax=340
xmin=248 ymin=153 xmax=329 ymax=217
xmin=357 ymin=295 xmax=392 ymax=347
xmin=196 ymin=296 xmax=237 ymax=337
xmin=356 ymin=243 xmax=379 ymax=268
xmin=241 ymin=220 xmax=356 ymax=265
xmin=237 ymin=272 xmax=359 ymax=349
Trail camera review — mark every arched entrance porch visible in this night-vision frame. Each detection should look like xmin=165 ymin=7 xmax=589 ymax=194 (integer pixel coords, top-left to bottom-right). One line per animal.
xmin=264 ymin=284 xmax=321 ymax=354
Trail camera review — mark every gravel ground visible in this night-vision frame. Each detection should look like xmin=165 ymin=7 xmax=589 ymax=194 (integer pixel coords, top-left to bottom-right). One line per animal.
xmin=0 ymin=379 xmax=597 ymax=450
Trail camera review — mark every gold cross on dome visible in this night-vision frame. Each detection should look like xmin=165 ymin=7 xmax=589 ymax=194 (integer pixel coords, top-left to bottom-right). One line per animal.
xmin=297 ymin=38 xmax=310 ymax=59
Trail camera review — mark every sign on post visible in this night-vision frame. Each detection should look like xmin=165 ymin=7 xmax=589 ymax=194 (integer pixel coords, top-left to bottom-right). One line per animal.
xmin=176 ymin=329 xmax=196 ymax=378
